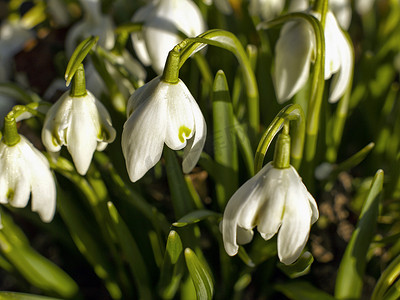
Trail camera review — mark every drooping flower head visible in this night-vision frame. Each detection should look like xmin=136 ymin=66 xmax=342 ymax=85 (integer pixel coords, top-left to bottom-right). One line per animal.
xmin=222 ymin=126 xmax=318 ymax=265
xmin=0 ymin=119 xmax=56 ymax=227
xmin=42 ymin=66 xmax=116 ymax=175
xmin=131 ymin=0 xmax=206 ymax=74
xmin=273 ymin=9 xmax=353 ymax=103
xmin=121 ymin=75 xmax=206 ymax=182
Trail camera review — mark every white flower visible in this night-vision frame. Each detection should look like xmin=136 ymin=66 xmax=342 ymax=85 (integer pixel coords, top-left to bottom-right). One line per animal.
xmin=274 ymin=18 xmax=316 ymax=102
xmin=65 ymin=0 xmax=115 ymax=57
xmin=131 ymin=0 xmax=206 ymax=74
xmin=273 ymin=10 xmax=353 ymax=103
xmin=202 ymin=0 xmax=232 ymax=15
xmin=249 ymin=0 xmax=285 ymax=21
xmin=0 ymin=135 xmax=56 ymax=226
xmin=221 ymin=162 xmax=319 ymax=265
xmin=41 ymin=91 xmax=116 ymax=175
xmin=122 ymin=76 xmax=206 ymax=182
xmin=355 ymin=0 xmax=375 ymax=15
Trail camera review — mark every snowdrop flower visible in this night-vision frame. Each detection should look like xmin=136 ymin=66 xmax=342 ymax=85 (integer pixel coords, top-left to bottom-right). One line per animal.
xmin=131 ymin=0 xmax=206 ymax=74
xmin=249 ymin=0 xmax=285 ymax=21
xmin=221 ymin=162 xmax=319 ymax=265
xmin=0 ymin=135 xmax=56 ymax=226
xmin=65 ymin=0 xmax=115 ymax=57
xmin=274 ymin=10 xmax=353 ymax=103
xmin=41 ymin=73 xmax=116 ymax=175
xmin=122 ymin=75 xmax=206 ymax=182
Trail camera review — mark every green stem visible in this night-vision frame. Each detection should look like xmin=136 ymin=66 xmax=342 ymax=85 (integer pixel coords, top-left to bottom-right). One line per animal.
xmin=273 ymin=130 xmax=291 ymax=169
xmin=254 ymin=104 xmax=305 ymax=173
xmin=171 ymin=30 xmax=259 ymax=136
xmin=162 ymin=46 xmax=181 ymax=84
xmin=70 ymin=64 xmax=87 ymax=97
xmin=313 ymin=0 xmax=329 ymax=28
xmin=3 ymin=115 xmax=20 ymax=147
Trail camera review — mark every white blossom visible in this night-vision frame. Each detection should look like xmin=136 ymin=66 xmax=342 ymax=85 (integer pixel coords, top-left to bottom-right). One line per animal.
xmin=131 ymin=0 xmax=206 ymax=74
xmin=41 ymin=91 xmax=116 ymax=175
xmin=221 ymin=162 xmax=319 ymax=265
xmin=273 ymin=10 xmax=353 ymax=103
xmin=121 ymin=76 xmax=206 ymax=182
xmin=249 ymin=0 xmax=285 ymax=21
xmin=0 ymin=136 xmax=56 ymax=226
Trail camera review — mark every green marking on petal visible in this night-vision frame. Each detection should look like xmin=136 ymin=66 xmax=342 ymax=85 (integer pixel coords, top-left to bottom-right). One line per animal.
xmin=6 ymin=189 xmax=14 ymax=201
xmin=179 ymin=126 xmax=192 ymax=143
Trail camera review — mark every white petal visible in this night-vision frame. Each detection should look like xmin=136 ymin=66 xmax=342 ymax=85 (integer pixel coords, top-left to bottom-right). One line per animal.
xmin=182 ymin=96 xmax=206 ymax=173
xmin=328 ymin=28 xmax=353 ymax=103
xmin=257 ymin=167 xmax=287 ymax=240
xmin=308 ymin=191 xmax=319 ymax=224
xmin=66 ymin=95 xmax=100 ymax=175
xmin=236 ymin=227 xmax=254 ymax=245
xmin=41 ymin=91 xmax=72 ymax=153
xmin=324 ymin=12 xmax=342 ymax=79
xmin=121 ymin=85 xmax=168 ymax=182
xmin=274 ymin=20 xmax=316 ymax=103
xmin=131 ymin=2 xmax=156 ymax=67
xmin=165 ymin=81 xmax=195 ymax=150
xmin=94 ymin=94 xmax=117 ymax=144
xmin=221 ymin=165 xmax=270 ymax=256
xmin=277 ymin=167 xmax=313 ymax=265
xmin=126 ymin=76 xmax=161 ymax=117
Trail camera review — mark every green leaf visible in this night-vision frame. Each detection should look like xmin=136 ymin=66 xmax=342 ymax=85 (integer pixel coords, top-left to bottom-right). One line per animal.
xmin=164 ymin=148 xmax=196 ymax=218
xmin=278 ymin=252 xmax=314 ymax=279
xmin=184 ymin=248 xmax=214 ymax=300
xmin=107 ymin=202 xmax=152 ymax=300
xmin=65 ymin=36 xmax=99 ymax=86
xmin=158 ymin=231 xmax=184 ymax=299
xmin=212 ymin=70 xmax=239 ymax=209
xmin=335 ymin=169 xmax=384 ymax=299
xmin=275 ymin=281 xmax=335 ymax=300
xmin=0 ymin=292 xmax=62 ymax=300
xmin=0 ymin=214 xmax=78 ymax=299
xmin=372 ymin=254 xmax=400 ymax=300
xmin=172 ymin=210 xmax=220 ymax=227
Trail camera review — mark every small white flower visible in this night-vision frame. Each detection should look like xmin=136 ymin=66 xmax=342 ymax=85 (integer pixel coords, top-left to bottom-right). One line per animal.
xmin=221 ymin=162 xmax=319 ymax=265
xmin=274 ymin=18 xmax=316 ymax=102
xmin=41 ymin=91 xmax=116 ymax=175
xmin=329 ymin=0 xmax=352 ymax=30
xmin=122 ymin=76 xmax=206 ymax=182
xmin=273 ymin=10 xmax=353 ymax=103
xmin=249 ymin=0 xmax=285 ymax=21
xmin=131 ymin=0 xmax=206 ymax=74
xmin=65 ymin=0 xmax=115 ymax=56
xmin=0 ymin=135 xmax=56 ymax=226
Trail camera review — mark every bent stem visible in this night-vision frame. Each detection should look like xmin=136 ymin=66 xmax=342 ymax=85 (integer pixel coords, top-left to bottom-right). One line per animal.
xmin=165 ymin=30 xmax=259 ymax=137
xmin=254 ymin=104 xmax=305 ymax=173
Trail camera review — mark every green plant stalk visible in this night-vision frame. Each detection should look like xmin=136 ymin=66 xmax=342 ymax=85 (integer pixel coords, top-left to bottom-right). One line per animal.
xmin=254 ymin=104 xmax=305 ymax=173
xmin=335 ymin=169 xmax=384 ymax=299
xmin=172 ymin=29 xmax=259 ymax=137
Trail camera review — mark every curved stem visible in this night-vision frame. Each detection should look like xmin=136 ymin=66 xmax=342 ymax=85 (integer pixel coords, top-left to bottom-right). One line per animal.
xmin=254 ymin=104 xmax=305 ymax=173
xmin=170 ymin=30 xmax=259 ymax=136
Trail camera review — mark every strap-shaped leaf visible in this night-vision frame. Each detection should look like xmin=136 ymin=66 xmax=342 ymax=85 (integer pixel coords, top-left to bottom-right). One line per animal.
xmin=173 ymin=210 xmax=220 ymax=227
xmin=278 ymin=252 xmax=314 ymax=279
xmin=184 ymin=248 xmax=214 ymax=300
xmin=335 ymin=169 xmax=384 ymax=299
xmin=275 ymin=281 xmax=335 ymax=300
xmin=0 ymin=292 xmax=62 ymax=300
xmin=158 ymin=231 xmax=184 ymax=299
